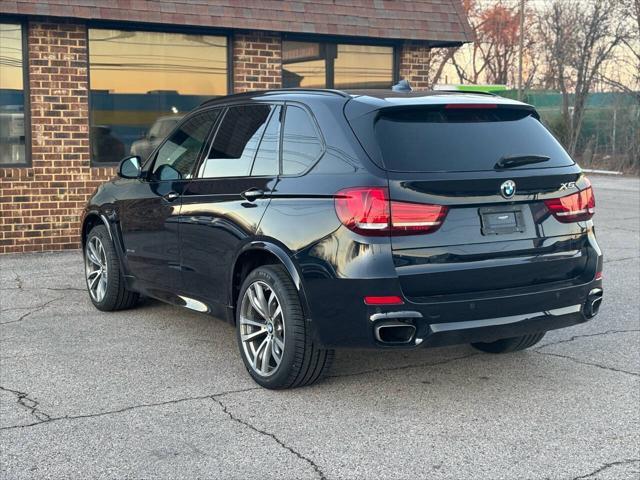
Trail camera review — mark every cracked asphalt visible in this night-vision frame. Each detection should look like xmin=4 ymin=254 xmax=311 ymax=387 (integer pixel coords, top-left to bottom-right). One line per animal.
xmin=1 ymin=175 xmax=639 ymax=480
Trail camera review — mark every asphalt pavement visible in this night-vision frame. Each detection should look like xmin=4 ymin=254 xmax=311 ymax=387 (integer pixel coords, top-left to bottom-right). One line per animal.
xmin=1 ymin=175 xmax=639 ymax=479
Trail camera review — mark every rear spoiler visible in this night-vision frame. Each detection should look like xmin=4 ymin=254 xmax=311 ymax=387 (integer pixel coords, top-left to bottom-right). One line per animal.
xmin=344 ymin=99 xmax=539 ymax=122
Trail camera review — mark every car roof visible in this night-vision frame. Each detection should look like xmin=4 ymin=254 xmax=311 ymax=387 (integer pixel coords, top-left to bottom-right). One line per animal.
xmin=198 ymin=87 xmax=533 ymax=110
xmin=199 ymin=88 xmax=350 ymax=107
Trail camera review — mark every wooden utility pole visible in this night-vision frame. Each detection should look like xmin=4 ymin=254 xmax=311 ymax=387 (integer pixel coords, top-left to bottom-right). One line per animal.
xmin=517 ymin=0 xmax=525 ymax=100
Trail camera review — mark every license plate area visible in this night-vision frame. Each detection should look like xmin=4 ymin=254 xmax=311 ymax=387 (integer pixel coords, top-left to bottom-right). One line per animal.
xmin=479 ymin=206 xmax=525 ymax=235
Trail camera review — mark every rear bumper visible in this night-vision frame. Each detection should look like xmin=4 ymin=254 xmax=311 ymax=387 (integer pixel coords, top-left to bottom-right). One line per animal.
xmin=304 ymin=277 xmax=603 ymax=349
xmin=374 ymin=303 xmax=590 ymax=348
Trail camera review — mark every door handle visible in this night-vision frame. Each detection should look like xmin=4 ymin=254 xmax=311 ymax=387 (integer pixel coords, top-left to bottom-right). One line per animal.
xmin=241 ymin=188 xmax=265 ymax=202
xmin=163 ymin=191 xmax=180 ymax=202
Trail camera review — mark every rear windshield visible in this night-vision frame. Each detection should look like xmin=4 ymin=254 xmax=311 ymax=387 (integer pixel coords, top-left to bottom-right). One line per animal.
xmin=369 ymin=108 xmax=573 ymax=172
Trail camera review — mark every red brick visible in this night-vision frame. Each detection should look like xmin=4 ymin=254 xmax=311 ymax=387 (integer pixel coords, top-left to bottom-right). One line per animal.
xmin=233 ymin=32 xmax=282 ymax=94
xmin=0 ymin=20 xmax=115 ymax=254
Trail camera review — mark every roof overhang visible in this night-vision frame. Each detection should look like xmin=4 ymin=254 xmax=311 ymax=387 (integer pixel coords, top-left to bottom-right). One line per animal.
xmin=0 ymin=0 xmax=474 ymax=45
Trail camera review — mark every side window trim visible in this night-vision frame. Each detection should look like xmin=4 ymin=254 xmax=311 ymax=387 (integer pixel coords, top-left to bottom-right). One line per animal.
xmin=279 ymin=101 xmax=326 ymax=177
xmin=143 ymin=107 xmax=223 ymax=182
xmin=193 ymin=102 xmax=282 ymax=180
xmin=194 ymin=106 xmax=229 ymax=178
xmin=249 ymin=104 xmax=281 ymax=177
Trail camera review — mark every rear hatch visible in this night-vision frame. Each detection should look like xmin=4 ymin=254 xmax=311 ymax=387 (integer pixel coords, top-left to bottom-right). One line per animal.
xmin=346 ymin=96 xmax=596 ymax=300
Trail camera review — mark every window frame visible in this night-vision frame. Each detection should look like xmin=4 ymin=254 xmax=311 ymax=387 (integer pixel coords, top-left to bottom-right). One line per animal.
xmin=249 ymin=104 xmax=282 ymax=178
xmin=86 ymin=22 xmax=232 ymax=167
xmin=192 ymin=101 xmax=285 ymax=181
xmin=0 ymin=19 xmax=31 ymax=168
xmin=281 ymin=35 xmax=399 ymax=90
xmin=279 ymin=101 xmax=326 ymax=178
xmin=143 ymin=106 xmax=224 ymax=183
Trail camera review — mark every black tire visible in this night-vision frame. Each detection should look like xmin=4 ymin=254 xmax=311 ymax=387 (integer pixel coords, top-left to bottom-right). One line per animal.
xmin=471 ymin=332 xmax=546 ymax=353
xmin=84 ymin=225 xmax=139 ymax=312
xmin=236 ymin=264 xmax=334 ymax=389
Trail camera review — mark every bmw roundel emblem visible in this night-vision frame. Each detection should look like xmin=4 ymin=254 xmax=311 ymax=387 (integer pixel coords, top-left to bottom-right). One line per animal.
xmin=500 ymin=180 xmax=516 ymax=199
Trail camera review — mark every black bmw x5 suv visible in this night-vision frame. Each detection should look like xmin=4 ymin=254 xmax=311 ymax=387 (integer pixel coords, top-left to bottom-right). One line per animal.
xmin=82 ymin=88 xmax=603 ymax=389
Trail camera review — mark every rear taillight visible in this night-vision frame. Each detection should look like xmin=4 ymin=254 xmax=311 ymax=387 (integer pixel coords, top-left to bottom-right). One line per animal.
xmin=390 ymin=200 xmax=448 ymax=234
xmin=334 ymin=187 xmax=390 ymax=235
xmin=544 ymin=183 xmax=595 ymax=223
xmin=335 ymin=187 xmax=448 ymax=236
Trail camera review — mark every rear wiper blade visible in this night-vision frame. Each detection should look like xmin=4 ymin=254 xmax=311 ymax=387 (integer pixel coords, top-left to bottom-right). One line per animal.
xmin=494 ymin=154 xmax=550 ymax=169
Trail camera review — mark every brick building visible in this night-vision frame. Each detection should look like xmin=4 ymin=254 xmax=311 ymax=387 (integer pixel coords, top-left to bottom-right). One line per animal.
xmin=0 ymin=1 xmax=472 ymax=254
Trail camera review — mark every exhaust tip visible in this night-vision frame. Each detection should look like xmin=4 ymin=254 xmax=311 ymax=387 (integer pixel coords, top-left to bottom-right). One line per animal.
xmin=585 ymin=288 xmax=603 ymax=318
xmin=374 ymin=322 xmax=416 ymax=344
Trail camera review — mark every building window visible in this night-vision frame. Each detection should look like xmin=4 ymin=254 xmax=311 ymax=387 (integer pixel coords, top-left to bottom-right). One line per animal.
xmin=88 ymin=28 xmax=228 ymax=165
xmin=0 ymin=22 xmax=28 ymax=166
xmin=283 ymin=41 xmax=394 ymax=90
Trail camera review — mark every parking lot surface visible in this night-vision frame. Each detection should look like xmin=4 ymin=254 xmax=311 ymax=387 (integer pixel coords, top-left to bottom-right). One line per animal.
xmin=1 ymin=175 xmax=639 ymax=480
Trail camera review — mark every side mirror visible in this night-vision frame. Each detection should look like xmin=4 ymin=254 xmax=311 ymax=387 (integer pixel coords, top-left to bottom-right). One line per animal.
xmin=118 ymin=155 xmax=141 ymax=179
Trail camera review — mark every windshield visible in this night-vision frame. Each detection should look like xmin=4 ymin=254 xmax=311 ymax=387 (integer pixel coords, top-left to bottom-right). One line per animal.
xmin=368 ymin=107 xmax=574 ymax=172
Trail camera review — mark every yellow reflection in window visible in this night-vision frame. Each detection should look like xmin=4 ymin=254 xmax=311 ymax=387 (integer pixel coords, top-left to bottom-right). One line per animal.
xmin=282 ymin=41 xmax=393 ymax=90
xmin=334 ymin=45 xmax=393 ymax=89
xmin=88 ymin=29 xmax=228 ymax=164
xmin=0 ymin=23 xmax=23 ymax=90
xmin=283 ymin=59 xmax=326 ymax=88
xmin=88 ymin=29 xmax=227 ymax=95
xmin=0 ymin=23 xmax=26 ymax=165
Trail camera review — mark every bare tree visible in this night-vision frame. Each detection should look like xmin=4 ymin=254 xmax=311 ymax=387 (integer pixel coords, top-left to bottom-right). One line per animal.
xmin=426 ymin=47 xmax=459 ymax=87
xmin=538 ymin=0 xmax=631 ymax=155
xmin=450 ymin=0 xmax=523 ymax=85
xmin=597 ymin=0 xmax=640 ymax=98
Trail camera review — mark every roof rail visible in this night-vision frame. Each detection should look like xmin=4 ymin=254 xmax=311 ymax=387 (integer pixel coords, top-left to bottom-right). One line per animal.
xmin=199 ymin=88 xmax=349 ymax=107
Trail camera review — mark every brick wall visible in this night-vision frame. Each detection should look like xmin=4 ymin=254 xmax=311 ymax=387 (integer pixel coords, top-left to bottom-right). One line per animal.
xmin=398 ymin=42 xmax=436 ymax=91
xmin=0 ymin=23 xmax=441 ymax=255
xmin=0 ymin=26 xmax=285 ymax=254
xmin=0 ymin=21 xmax=114 ymax=254
xmin=232 ymin=32 xmax=282 ymax=93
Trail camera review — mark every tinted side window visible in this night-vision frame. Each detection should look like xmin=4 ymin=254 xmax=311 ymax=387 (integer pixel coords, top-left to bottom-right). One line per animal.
xmin=199 ymin=105 xmax=272 ymax=178
xmin=251 ymin=106 xmax=281 ymax=176
xmin=282 ymin=105 xmax=323 ymax=175
xmin=150 ymin=109 xmax=219 ymax=181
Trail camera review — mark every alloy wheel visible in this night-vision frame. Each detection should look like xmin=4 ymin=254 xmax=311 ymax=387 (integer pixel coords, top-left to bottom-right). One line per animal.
xmin=239 ymin=281 xmax=285 ymax=377
xmin=85 ymin=236 xmax=108 ymax=302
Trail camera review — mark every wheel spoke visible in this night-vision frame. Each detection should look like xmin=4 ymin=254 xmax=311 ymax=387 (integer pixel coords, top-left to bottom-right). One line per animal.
xmin=87 ymin=242 xmax=101 ymax=266
xmin=97 ymin=276 xmax=106 ymax=299
xmin=253 ymin=283 xmax=270 ymax=319
xmin=240 ymin=316 xmax=266 ymax=329
xmin=273 ymin=335 xmax=284 ymax=352
xmin=252 ymin=337 xmax=269 ymax=369
xmin=271 ymin=338 xmax=282 ymax=365
xmin=267 ymin=290 xmax=277 ymax=317
xmin=89 ymin=271 xmax=101 ymax=290
xmin=271 ymin=304 xmax=282 ymax=321
xmin=248 ymin=287 xmax=269 ymax=320
xmin=241 ymin=328 xmax=267 ymax=342
xmin=260 ymin=337 xmax=272 ymax=374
